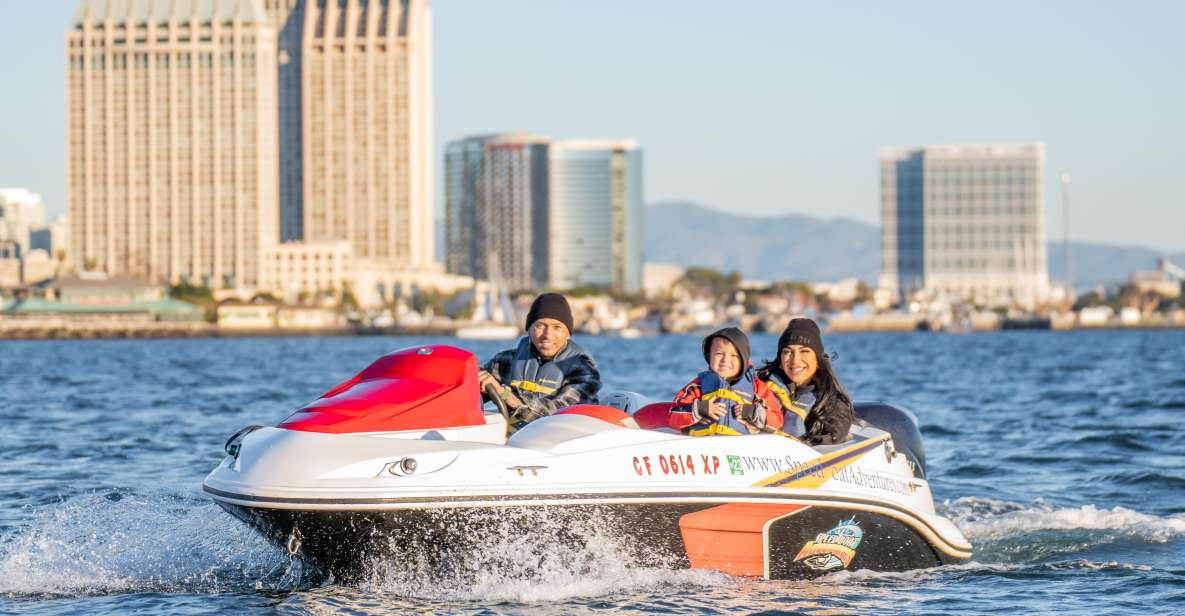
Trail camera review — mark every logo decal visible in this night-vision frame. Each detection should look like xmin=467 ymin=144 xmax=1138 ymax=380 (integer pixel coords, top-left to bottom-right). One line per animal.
xmin=794 ymin=517 xmax=863 ymax=571
xmin=727 ymin=455 xmax=744 ymax=476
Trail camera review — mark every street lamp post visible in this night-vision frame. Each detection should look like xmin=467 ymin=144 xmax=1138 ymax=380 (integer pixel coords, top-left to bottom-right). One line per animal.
xmin=1060 ymin=172 xmax=1072 ymax=298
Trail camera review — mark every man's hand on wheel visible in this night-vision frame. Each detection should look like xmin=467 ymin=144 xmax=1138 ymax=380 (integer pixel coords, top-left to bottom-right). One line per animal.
xmin=477 ymin=370 xmax=501 ymax=394
xmin=478 ymin=370 xmax=523 ymax=410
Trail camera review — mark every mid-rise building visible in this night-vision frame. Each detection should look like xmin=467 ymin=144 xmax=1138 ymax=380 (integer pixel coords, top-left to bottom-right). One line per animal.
xmin=0 ymin=188 xmax=47 ymax=258
xmin=260 ymin=239 xmax=351 ymax=302
xmin=265 ymin=0 xmax=435 ymax=269
xmin=445 ymin=134 xmax=551 ymax=291
xmin=67 ymin=0 xmax=278 ymax=288
xmin=445 ymin=135 xmax=644 ymax=293
xmin=549 ymin=141 xmax=643 ymax=293
xmin=29 ymin=214 xmax=70 ymax=264
xmin=880 ymin=143 xmax=1049 ymax=308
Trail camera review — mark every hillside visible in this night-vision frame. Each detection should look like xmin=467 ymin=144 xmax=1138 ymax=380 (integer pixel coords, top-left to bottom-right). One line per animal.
xmin=644 ymin=201 xmax=1185 ymax=287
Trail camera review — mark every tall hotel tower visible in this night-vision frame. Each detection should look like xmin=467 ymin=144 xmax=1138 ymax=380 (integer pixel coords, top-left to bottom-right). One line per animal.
xmin=266 ymin=0 xmax=435 ymax=269
xmin=879 ymin=143 xmax=1049 ymax=308
xmin=67 ymin=1 xmax=278 ymax=287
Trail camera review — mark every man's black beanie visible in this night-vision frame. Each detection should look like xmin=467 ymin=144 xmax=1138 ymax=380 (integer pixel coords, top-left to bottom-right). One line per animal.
xmin=702 ymin=326 xmax=751 ymax=369
xmin=778 ymin=318 xmax=824 ymax=357
xmin=525 ymin=292 xmax=574 ymax=334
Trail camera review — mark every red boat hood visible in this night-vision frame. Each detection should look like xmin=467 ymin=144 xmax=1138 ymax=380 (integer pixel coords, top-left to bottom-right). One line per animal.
xmin=278 ymin=345 xmax=485 ymax=434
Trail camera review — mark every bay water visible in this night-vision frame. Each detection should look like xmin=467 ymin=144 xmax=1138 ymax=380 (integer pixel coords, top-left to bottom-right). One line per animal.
xmin=1 ymin=331 xmax=1183 ymax=614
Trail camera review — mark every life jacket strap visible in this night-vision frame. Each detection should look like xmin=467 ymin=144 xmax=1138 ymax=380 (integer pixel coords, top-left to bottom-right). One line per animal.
xmin=701 ymin=389 xmax=752 ymax=406
xmin=511 ymin=379 xmax=557 ymax=395
xmin=687 ymin=423 xmax=744 ymax=437
xmin=766 ymin=380 xmax=808 ymax=420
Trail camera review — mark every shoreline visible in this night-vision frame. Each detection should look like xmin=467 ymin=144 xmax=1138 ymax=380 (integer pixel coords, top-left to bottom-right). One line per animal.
xmin=2 ymin=323 xmax=1183 ymax=341
xmin=0 ymin=323 xmax=460 ymax=340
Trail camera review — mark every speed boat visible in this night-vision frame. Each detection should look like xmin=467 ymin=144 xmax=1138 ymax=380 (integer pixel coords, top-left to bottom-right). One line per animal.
xmin=203 ymin=345 xmax=971 ymax=580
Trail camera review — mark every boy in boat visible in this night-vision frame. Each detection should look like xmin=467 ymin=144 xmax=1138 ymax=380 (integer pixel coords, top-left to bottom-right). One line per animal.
xmin=478 ymin=293 xmax=601 ymax=428
xmin=668 ymin=327 xmax=784 ymax=436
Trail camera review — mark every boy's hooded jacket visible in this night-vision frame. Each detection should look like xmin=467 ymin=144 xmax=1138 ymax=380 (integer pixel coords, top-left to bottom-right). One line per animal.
xmin=668 ymin=328 xmax=784 ymax=435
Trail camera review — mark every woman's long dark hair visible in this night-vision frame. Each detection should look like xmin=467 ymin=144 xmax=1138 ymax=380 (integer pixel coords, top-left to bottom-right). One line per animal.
xmin=759 ymin=351 xmax=854 ymax=444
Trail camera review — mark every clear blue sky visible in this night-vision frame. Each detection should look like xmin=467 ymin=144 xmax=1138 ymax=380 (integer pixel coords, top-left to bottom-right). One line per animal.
xmin=2 ymin=1 xmax=1182 ymax=252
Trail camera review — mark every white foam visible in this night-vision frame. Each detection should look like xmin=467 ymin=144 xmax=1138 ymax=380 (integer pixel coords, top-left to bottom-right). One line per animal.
xmin=942 ymin=497 xmax=1185 ymax=543
xmin=819 ymin=558 xmax=1155 ymax=585
xmin=0 ymin=492 xmax=290 ymax=596
xmin=1045 ymin=559 xmax=1153 ymax=572
xmin=358 ymin=507 xmax=727 ymax=603
xmin=817 ymin=562 xmax=1006 ymax=585
xmin=0 ymin=495 xmax=725 ymax=602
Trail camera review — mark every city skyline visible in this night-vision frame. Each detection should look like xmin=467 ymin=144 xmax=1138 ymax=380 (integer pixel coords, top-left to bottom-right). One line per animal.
xmin=2 ymin=2 xmax=1184 ymax=253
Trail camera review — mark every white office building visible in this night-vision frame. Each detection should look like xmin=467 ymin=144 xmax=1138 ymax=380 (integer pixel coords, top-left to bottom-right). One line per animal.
xmin=0 ymin=188 xmax=47 ymax=258
xmin=880 ymin=143 xmax=1050 ymax=308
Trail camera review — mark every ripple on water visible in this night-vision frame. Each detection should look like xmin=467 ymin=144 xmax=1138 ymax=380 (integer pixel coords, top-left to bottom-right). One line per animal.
xmin=1056 ymin=433 xmax=1155 ymax=452
xmin=1089 ymin=471 xmax=1185 ymax=490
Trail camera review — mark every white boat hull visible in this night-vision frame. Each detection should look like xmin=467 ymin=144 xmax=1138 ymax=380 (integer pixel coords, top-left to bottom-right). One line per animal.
xmin=204 ymin=413 xmax=971 ymax=579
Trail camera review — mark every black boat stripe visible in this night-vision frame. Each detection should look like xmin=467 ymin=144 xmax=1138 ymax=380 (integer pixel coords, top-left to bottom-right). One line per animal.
xmin=202 ymin=485 xmax=971 ymax=554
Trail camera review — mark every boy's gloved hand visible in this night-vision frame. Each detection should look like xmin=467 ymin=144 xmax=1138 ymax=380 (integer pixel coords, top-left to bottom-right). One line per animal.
xmin=693 ymin=399 xmax=727 ymax=422
xmin=737 ymin=403 xmax=767 ymax=429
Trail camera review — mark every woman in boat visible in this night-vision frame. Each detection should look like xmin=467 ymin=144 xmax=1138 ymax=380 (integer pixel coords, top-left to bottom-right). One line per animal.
xmin=757 ymin=318 xmax=854 ymax=445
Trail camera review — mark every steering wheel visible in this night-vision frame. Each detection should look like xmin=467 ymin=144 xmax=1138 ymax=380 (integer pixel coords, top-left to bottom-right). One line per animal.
xmin=483 ymin=383 xmax=513 ymax=426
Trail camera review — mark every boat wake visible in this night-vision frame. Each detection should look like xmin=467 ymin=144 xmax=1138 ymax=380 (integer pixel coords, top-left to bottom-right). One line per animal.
xmin=941 ymin=496 xmax=1185 ymax=565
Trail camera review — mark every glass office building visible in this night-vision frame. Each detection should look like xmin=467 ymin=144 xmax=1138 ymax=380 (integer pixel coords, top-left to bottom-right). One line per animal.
xmin=549 ymin=141 xmax=643 ymax=293
xmin=445 ymin=136 xmax=643 ymax=293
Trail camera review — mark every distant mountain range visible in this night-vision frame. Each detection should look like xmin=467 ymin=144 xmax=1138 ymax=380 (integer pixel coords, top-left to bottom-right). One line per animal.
xmin=644 ymin=201 xmax=1185 ymax=288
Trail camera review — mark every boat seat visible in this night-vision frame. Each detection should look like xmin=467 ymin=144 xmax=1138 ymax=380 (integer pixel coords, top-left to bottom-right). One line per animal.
xmin=632 ymin=402 xmax=675 ymax=430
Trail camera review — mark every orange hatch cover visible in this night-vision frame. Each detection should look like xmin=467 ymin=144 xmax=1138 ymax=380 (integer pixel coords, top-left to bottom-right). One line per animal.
xmin=678 ymin=503 xmax=808 ymax=577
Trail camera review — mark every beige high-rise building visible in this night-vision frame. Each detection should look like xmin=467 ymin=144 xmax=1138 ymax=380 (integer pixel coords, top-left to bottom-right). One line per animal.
xmin=67 ymin=0 xmax=279 ymax=289
xmin=266 ymin=0 xmax=435 ymax=269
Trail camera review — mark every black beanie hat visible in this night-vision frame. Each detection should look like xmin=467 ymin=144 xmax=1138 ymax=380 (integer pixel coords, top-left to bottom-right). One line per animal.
xmin=525 ymin=292 xmax=574 ymax=334
xmin=778 ymin=318 xmax=824 ymax=358
xmin=702 ymin=327 xmax=751 ymax=371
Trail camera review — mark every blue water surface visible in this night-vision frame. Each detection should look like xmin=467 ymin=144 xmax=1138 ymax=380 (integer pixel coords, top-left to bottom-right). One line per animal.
xmin=1 ymin=331 xmax=1183 ymax=614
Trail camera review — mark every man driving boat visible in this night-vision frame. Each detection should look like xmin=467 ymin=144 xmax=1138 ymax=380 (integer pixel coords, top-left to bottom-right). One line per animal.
xmin=478 ymin=293 xmax=601 ymax=427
